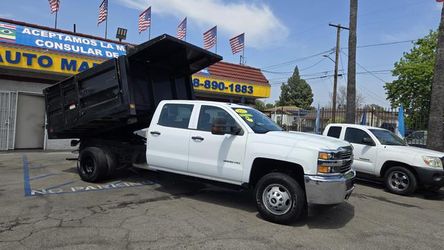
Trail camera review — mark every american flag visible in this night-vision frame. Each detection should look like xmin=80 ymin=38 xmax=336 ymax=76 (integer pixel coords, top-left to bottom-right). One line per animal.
xmin=177 ymin=17 xmax=187 ymax=40
xmin=138 ymin=7 xmax=151 ymax=33
xmin=203 ymin=26 xmax=217 ymax=50
xmin=97 ymin=0 xmax=108 ymax=25
xmin=229 ymin=33 xmax=245 ymax=54
xmin=48 ymin=0 xmax=60 ymax=14
xmin=437 ymin=0 xmax=444 ymax=2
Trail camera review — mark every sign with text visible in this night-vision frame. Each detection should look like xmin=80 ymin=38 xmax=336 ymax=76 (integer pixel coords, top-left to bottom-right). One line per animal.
xmin=0 ymin=44 xmax=105 ymax=74
xmin=192 ymin=74 xmax=271 ymax=98
xmin=0 ymin=21 xmax=126 ymax=58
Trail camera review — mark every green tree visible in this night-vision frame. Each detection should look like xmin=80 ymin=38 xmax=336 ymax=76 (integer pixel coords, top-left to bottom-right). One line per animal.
xmin=277 ymin=67 xmax=313 ymax=109
xmin=265 ymin=103 xmax=275 ymax=109
xmin=254 ymin=100 xmax=266 ymax=111
xmin=384 ymin=31 xmax=437 ymax=129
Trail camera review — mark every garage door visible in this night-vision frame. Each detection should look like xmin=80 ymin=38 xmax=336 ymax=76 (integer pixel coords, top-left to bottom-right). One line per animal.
xmin=15 ymin=93 xmax=45 ymax=149
xmin=0 ymin=91 xmax=17 ymax=150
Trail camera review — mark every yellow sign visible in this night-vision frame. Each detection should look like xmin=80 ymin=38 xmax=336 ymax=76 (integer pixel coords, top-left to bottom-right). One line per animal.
xmin=0 ymin=44 xmax=271 ymax=99
xmin=192 ymin=75 xmax=270 ymax=98
xmin=0 ymin=44 xmax=105 ymax=75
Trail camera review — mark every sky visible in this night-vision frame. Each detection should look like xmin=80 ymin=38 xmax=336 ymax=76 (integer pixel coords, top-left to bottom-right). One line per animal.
xmin=0 ymin=0 xmax=442 ymax=108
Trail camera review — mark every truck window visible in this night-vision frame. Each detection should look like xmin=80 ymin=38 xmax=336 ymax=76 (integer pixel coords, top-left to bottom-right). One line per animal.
xmin=197 ymin=105 xmax=239 ymax=132
xmin=158 ymin=104 xmax=193 ymax=129
xmin=327 ymin=126 xmax=342 ymax=138
xmin=344 ymin=128 xmax=374 ymax=145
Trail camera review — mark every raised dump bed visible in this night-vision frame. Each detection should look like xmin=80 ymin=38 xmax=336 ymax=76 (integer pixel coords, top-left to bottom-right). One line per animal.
xmin=44 ymin=34 xmax=222 ymax=139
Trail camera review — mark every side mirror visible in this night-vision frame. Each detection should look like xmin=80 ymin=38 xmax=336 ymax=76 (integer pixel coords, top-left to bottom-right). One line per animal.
xmin=362 ymin=137 xmax=375 ymax=146
xmin=211 ymin=118 xmax=241 ymax=135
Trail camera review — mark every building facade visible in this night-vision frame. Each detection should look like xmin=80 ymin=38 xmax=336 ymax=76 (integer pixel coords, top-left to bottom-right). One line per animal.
xmin=0 ymin=18 xmax=270 ymax=150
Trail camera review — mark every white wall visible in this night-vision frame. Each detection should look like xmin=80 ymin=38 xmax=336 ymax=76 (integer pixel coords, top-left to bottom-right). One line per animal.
xmin=0 ymin=79 xmax=74 ymax=150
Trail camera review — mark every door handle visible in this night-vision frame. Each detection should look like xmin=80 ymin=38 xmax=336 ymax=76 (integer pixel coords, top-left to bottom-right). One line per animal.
xmin=191 ymin=136 xmax=204 ymax=141
xmin=150 ymin=131 xmax=161 ymax=136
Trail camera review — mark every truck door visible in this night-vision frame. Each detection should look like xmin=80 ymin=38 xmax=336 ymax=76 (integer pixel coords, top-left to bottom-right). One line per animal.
xmin=146 ymin=103 xmax=194 ymax=172
xmin=188 ymin=105 xmax=247 ymax=183
xmin=344 ymin=127 xmax=377 ymax=174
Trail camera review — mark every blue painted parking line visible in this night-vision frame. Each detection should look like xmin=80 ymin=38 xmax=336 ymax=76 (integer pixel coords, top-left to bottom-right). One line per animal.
xmin=45 ymin=180 xmax=77 ymax=191
xmin=23 ymin=154 xmax=158 ymax=196
xmin=29 ymin=173 xmax=59 ymax=181
xmin=22 ymin=155 xmax=32 ymax=197
xmin=30 ymin=163 xmax=45 ymax=169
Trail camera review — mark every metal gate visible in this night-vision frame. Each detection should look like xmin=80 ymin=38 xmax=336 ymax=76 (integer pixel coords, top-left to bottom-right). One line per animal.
xmin=0 ymin=91 xmax=17 ymax=150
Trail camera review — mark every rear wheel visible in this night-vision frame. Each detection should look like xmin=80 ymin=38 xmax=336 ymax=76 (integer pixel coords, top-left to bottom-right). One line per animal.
xmin=384 ymin=166 xmax=417 ymax=195
xmin=255 ymin=172 xmax=306 ymax=224
xmin=78 ymin=147 xmax=109 ymax=182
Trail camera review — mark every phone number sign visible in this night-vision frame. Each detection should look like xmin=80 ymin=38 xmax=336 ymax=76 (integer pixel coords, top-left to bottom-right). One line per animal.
xmin=192 ymin=75 xmax=270 ymax=98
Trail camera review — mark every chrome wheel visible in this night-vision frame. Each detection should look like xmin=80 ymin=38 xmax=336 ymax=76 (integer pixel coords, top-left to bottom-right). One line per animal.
xmin=262 ymin=184 xmax=292 ymax=215
xmin=388 ymin=171 xmax=410 ymax=192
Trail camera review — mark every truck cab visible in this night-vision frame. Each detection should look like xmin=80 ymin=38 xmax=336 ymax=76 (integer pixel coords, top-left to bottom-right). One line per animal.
xmin=323 ymin=124 xmax=444 ymax=195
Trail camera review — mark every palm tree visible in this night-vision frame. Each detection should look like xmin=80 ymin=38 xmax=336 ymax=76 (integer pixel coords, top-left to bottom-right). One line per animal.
xmin=427 ymin=3 xmax=444 ymax=151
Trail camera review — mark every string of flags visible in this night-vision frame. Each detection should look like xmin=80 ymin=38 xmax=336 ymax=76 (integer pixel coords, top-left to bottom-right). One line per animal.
xmin=47 ymin=1 xmax=246 ymax=57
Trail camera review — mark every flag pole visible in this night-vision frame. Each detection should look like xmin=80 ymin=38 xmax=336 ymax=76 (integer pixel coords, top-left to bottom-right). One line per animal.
xmin=242 ymin=34 xmax=245 ymax=65
xmin=54 ymin=10 xmax=58 ymax=29
xmin=105 ymin=12 xmax=108 ymax=39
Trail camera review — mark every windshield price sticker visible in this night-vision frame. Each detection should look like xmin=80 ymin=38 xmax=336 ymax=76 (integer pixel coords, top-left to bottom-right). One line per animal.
xmin=235 ymin=109 xmax=248 ymax=114
xmin=235 ymin=109 xmax=254 ymax=122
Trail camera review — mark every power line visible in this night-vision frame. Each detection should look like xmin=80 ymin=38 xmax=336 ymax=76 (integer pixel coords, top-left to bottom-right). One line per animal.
xmin=341 ymin=51 xmax=388 ymax=83
xmin=261 ymin=38 xmax=418 ymax=71
xmin=261 ymin=48 xmax=334 ymax=70
xmin=353 ymin=40 xmax=415 ymax=49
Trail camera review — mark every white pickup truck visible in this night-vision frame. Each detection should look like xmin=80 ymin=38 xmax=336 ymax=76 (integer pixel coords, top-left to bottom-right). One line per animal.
xmin=98 ymin=100 xmax=354 ymax=224
xmin=46 ymin=35 xmax=355 ymax=224
xmin=323 ymin=124 xmax=444 ymax=195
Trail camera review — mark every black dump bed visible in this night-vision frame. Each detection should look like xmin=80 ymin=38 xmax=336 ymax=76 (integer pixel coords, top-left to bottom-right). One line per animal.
xmin=44 ymin=34 xmax=222 ymax=139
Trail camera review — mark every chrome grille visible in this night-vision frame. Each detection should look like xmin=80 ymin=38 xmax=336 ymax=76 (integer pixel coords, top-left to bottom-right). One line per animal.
xmin=338 ymin=146 xmax=353 ymax=160
xmin=338 ymin=146 xmax=353 ymax=173
xmin=337 ymin=160 xmax=352 ymax=173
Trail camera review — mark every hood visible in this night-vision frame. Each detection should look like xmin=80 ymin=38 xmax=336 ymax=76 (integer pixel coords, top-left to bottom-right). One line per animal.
xmin=385 ymin=145 xmax=444 ymax=158
xmin=263 ymin=131 xmax=350 ymax=151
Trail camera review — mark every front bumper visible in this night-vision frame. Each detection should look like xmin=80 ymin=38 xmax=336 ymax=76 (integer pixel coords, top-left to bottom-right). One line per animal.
xmin=304 ymin=170 xmax=356 ymax=205
xmin=412 ymin=166 xmax=444 ymax=187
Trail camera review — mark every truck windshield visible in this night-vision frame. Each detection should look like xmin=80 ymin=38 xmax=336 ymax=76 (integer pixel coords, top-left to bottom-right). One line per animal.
xmin=369 ymin=129 xmax=407 ymax=146
xmin=232 ymin=108 xmax=283 ymax=134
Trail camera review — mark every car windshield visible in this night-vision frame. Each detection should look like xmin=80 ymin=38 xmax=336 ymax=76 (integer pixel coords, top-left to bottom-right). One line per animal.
xmin=232 ymin=107 xmax=283 ymax=134
xmin=369 ymin=129 xmax=407 ymax=146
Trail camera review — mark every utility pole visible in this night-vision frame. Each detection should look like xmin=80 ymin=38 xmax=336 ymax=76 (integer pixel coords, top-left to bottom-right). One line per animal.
xmin=427 ymin=2 xmax=444 ymax=151
xmin=346 ymin=0 xmax=358 ymax=124
xmin=329 ymin=23 xmax=349 ymax=122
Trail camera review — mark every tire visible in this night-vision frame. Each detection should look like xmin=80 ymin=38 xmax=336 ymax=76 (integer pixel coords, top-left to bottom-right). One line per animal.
xmin=77 ymin=147 xmax=109 ymax=182
xmin=103 ymin=149 xmax=118 ymax=178
xmin=384 ymin=166 xmax=417 ymax=195
xmin=255 ymin=172 xmax=306 ymax=224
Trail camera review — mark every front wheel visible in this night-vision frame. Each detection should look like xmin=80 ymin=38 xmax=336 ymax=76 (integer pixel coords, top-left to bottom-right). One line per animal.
xmin=384 ymin=166 xmax=417 ymax=195
xmin=255 ymin=172 xmax=306 ymax=224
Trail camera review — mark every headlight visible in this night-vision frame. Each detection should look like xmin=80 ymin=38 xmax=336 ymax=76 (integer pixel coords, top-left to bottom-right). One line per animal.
xmin=422 ymin=156 xmax=443 ymax=168
xmin=317 ymin=149 xmax=352 ymax=174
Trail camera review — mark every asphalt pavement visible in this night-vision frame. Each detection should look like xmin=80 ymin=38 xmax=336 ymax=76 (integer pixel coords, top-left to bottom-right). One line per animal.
xmin=0 ymin=151 xmax=443 ymax=250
